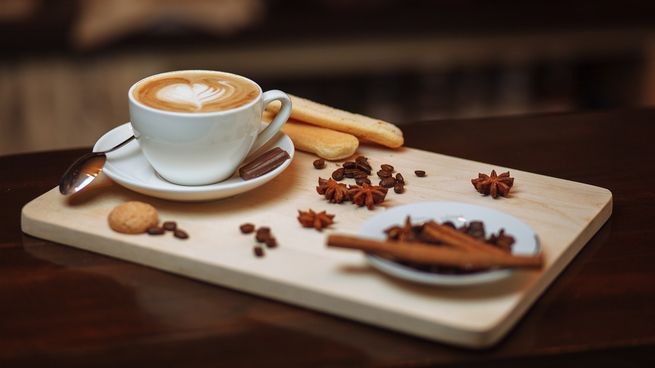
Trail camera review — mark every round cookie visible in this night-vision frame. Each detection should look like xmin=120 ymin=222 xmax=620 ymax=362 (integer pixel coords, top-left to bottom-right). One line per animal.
xmin=108 ymin=201 xmax=159 ymax=234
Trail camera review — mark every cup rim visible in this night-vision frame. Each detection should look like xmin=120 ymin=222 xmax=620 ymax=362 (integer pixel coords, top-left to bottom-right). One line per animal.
xmin=128 ymin=70 xmax=263 ymax=117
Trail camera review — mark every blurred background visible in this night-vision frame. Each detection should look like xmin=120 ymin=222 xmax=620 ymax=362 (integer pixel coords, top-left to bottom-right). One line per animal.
xmin=1 ymin=0 xmax=655 ymax=155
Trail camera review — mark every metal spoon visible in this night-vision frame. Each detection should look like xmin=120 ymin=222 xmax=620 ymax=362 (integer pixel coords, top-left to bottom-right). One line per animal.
xmin=59 ymin=135 xmax=135 ymax=195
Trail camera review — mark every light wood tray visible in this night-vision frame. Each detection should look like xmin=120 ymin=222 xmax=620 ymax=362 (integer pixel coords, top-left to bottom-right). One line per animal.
xmin=21 ymin=145 xmax=612 ymax=348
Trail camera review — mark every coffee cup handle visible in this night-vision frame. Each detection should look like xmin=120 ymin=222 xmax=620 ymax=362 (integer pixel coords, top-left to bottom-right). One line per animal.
xmin=249 ymin=90 xmax=292 ymax=154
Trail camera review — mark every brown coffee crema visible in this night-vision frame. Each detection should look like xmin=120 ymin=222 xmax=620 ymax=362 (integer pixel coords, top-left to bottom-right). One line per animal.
xmin=134 ymin=72 xmax=259 ymax=113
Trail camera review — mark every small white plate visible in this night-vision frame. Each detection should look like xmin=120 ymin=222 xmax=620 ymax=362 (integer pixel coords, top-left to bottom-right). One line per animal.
xmin=359 ymin=201 xmax=540 ymax=286
xmin=94 ymin=123 xmax=294 ymax=201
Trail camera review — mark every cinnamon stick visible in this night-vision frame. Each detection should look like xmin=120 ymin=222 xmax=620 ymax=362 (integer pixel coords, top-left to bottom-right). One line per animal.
xmin=326 ymin=234 xmax=543 ymax=270
xmin=422 ymin=221 xmax=511 ymax=256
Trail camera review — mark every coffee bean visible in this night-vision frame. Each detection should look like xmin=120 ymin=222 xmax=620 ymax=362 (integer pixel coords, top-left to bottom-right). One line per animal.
xmin=377 ymin=170 xmax=392 ymax=179
xmin=380 ymin=177 xmax=396 ymax=188
xmin=174 ymin=229 xmax=189 ymax=239
xmin=331 ymin=168 xmax=345 ymax=181
xmin=163 ymin=221 xmax=177 ymax=231
xmin=356 ymin=177 xmax=371 ymax=186
xmin=343 ymin=161 xmax=357 ymax=169
xmin=354 ymin=172 xmax=368 ymax=179
xmin=240 ymin=223 xmax=255 ymax=234
xmin=344 ymin=168 xmax=360 ymax=178
xmin=313 ymin=159 xmax=325 ymax=169
xmin=381 ymin=164 xmax=394 ymax=172
xmin=147 ymin=226 xmax=165 ymax=235
xmin=255 ymin=227 xmax=271 ymax=242
xmin=265 ymin=237 xmax=277 ymax=248
xmin=394 ymin=183 xmax=405 ymax=194
xmin=355 ymin=156 xmax=369 ymax=165
xmin=254 ymin=246 xmax=265 ymax=257
xmin=356 ymin=162 xmax=372 ymax=174
xmin=395 ymin=173 xmax=405 ymax=184
xmin=415 ymin=170 xmax=426 ymax=177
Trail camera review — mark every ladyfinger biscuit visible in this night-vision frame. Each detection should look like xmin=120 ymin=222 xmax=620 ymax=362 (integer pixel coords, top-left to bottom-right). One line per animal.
xmin=266 ymin=94 xmax=403 ymax=148
xmin=263 ymin=111 xmax=359 ymax=160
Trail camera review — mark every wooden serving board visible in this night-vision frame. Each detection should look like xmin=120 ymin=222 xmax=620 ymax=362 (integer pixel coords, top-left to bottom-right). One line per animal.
xmin=21 ymin=145 xmax=612 ymax=348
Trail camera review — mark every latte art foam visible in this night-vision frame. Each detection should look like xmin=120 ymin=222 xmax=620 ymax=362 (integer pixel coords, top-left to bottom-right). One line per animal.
xmin=134 ymin=72 xmax=259 ymax=113
xmin=157 ymin=82 xmax=228 ymax=109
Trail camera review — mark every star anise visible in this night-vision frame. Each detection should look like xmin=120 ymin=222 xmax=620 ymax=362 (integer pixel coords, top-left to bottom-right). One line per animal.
xmin=297 ymin=209 xmax=335 ymax=231
xmin=471 ymin=170 xmax=514 ymax=198
xmin=316 ymin=177 xmax=349 ymax=203
xmin=385 ymin=216 xmax=416 ymax=241
xmin=348 ymin=183 xmax=387 ymax=210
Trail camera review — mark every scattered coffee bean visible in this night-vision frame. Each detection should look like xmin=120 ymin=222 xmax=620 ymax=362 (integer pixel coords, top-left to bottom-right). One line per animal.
xmin=265 ymin=237 xmax=278 ymax=248
xmin=174 ymin=229 xmax=189 ymax=239
xmin=415 ymin=170 xmax=426 ymax=177
xmin=147 ymin=226 xmax=165 ymax=235
xmin=163 ymin=221 xmax=177 ymax=231
xmin=395 ymin=173 xmax=405 ymax=184
xmin=355 ymin=155 xmax=368 ymax=164
xmin=344 ymin=168 xmax=360 ymax=178
xmin=354 ymin=171 xmax=368 ymax=179
xmin=343 ymin=161 xmax=357 ymax=169
xmin=394 ymin=183 xmax=405 ymax=194
xmin=380 ymin=177 xmax=396 ymax=188
xmin=381 ymin=164 xmax=394 ymax=172
xmin=377 ymin=170 xmax=392 ymax=179
xmin=254 ymin=246 xmax=265 ymax=258
xmin=356 ymin=162 xmax=372 ymax=174
xmin=240 ymin=223 xmax=255 ymax=234
xmin=255 ymin=227 xmax=271 ymax=242
xmin=331 ymin=168 xmax=345 ymax=181
xmin=356 ymin=177 xmax=372 ymax=186
xmin=313 ymin=159 xmax=325 ymax=169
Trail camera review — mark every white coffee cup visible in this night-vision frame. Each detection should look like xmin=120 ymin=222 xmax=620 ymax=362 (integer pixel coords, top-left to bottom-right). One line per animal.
xmin=128 ymin=70 xmax=291 ymax=186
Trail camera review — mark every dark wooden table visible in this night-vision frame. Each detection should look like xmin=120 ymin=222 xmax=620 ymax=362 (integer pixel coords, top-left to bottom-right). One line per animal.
xmin=2 ymin=109 xmax=654 ymax=367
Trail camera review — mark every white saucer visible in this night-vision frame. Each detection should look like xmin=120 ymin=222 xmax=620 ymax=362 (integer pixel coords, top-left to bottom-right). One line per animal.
xmin=94 ymin=123 xmax=295 ymax=201
xmin=359 ymin=201 xmax=540 ymax=287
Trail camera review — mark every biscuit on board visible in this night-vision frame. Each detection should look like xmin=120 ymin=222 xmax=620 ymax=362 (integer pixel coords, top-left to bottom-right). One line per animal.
xmin=263 ymin=111 xmax=359 ymax=160
xmin=266 ymin=94 xmax=403 ymax=149
xmin=108 ymin=201 xmax=159 ymax=234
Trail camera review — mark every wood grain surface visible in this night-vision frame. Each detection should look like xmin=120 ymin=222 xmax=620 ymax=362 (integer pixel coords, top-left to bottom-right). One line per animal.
xmin=2 ymin=109 xmax=654 ymax=367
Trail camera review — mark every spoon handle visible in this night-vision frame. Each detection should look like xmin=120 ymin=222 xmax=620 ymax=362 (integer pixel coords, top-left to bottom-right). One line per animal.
xmin=102 ymin=135 xmax=135 ymax=154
